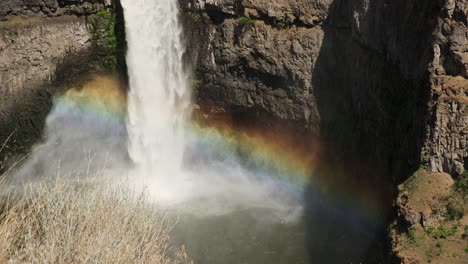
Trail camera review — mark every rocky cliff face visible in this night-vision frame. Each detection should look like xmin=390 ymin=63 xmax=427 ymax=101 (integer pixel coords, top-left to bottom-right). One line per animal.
xmin=0 ymin=0 xmax=465 ymax=262
xmin=424 ymin=1 xmax=467 ymax=175
xmin=0 ymin=0 xmax=110 ymax=19
xmin=184 ymin=0 xmax=467 ymax=177
xmin=183 ymin=0 xmax=467 ymax=262
xmin=183 ymin=0 xmax=329 ymax=131
xmin=0 ymin=0 xmax=124 ymax=165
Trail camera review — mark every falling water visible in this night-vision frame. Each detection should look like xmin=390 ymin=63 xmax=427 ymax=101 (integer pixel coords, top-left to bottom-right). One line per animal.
xmin=117 ymin=1 xmax=391 ymax=262
xmin=122 ymin=0 xmax=190 ymax=180
xmin=7 ymin=1 xmax=388 ymax=263
xmin=120 ymin=0 xmax=305 ymax=215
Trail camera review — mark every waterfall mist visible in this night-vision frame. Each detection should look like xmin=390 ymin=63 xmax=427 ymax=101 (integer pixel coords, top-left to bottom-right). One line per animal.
xmin=0 ymin=1 xmax=318 ymax=263
xmin=0 ymin=0 xmax=404 ymax=263
xmin=8 ymin=0 xmax=303 ymax=221
xmin=120 ymin=0 xmax=303 ymax=216
xmin=1 ymin=1 xmax=390 ymax=263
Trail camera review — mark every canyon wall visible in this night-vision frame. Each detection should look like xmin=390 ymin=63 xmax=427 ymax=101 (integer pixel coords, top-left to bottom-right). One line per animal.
xmin=0 ymin=0 xmax=124 ymax=164
xmin=3 ymin=0 xmax=462 ymax=181
xmin=183 ymin=0 xmax=327 ymax=132
xmin=183 ymin=0 xmax=467 ymax=262
xmin=184 ymin=0 xmax=467 ymax=178
xmin=0 ymin=0 xmax=465 ymax=262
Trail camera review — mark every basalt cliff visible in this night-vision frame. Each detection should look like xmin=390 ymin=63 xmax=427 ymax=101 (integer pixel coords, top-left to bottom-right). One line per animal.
xmin=182 ymin=0 xmax=467 ymax=262
xmin=184 ymin=0 xmax=467 ymax=178
xmin=0 ymin=0 xmax=126 ymax=160
xmin=0 ymin=0 xmax=467 ymax=263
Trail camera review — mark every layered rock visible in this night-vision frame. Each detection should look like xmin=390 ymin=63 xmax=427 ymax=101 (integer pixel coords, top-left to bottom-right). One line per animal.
xmin=0 ymin=0 xmax=110 ymax=20
xmin=184 ymin=0 xmax=330 ymax=132
xmin=423 ymin=1 xmax=468 ymax=175
xmin=0 ymin=0 xmax=465 ymax=262
xmin=425 ymin=75 xmax=467 ymax=175
xmin=184 ymin=0 xmax=467 ymax=177
xmin=183 ymin=0 xmax=467 ymax=262
xmin=0 ymin=0 xmax=123 ymax=164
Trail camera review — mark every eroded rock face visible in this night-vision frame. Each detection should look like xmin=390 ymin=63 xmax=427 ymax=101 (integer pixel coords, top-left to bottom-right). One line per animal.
xmin=0 ymin=0 xmax=107 ymax=20
xmin=184 ymin=0 xmax=467 ymax=176
xmin=184 ymin=1 xmax=467 ymax=261
xmin=183 ymin=0 xmax=332 ymax=133
xmin=0 ymin=17 xmax=92 ymax=154
xmin=192 ymin=21 xmax=323 ymax=128
xmin=0 ymin=1 xmax=118 ymax=162
xmin=425 ymin=76 xmax=467 ymax=175
xmin=423 ymin=0 xmax=468 ymax=175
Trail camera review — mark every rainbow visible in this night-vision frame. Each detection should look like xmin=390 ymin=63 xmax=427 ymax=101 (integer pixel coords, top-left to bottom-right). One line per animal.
xmin=51 ymin=75 xmax=389 ymax=224
xmin=188 ymin=117 xmax=389 ymax=223
xmin=50 ymin=76 xmax=127 ymax=136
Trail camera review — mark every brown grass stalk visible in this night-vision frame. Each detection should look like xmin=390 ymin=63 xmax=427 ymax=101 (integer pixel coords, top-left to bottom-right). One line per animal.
xmin=0 ymin=177 xmax=191 ymax=264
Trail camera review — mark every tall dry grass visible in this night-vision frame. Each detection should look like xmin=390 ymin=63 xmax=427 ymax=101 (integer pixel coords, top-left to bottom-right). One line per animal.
xmin=0 ymin=177 xmax=191 ymax=264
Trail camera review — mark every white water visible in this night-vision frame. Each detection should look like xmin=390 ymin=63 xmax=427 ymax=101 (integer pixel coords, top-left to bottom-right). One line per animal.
xmin=121 ymin=0 xmax=302 ymax=217
xmin=122 ymin=0 xmax=191 ymax=197
xmin=4 ymin=2 xmax=377 ymax=262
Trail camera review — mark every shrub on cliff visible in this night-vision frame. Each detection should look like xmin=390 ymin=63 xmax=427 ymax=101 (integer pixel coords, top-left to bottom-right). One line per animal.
xmin=0 ymin=178 xmax=191 ymax=264
xmin=89 ymin=9 xmax=119 ymax=72
xmin=455 ymin=171 xmax=468 ymax=195
xmin=446 ymin=199 xmax=465 ymax=220
xmin=444 ymin=171 xmax=467 ymax=220
xmin=237 ymin=16 xmax=256 ymax=28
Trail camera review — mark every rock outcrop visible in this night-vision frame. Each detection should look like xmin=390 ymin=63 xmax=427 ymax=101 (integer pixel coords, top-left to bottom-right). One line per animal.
xmin=0 ymin=0 xmax=124 ymax=164
xmin=395 ymin=170 xmax=454 ymax=227
xmin=183 ymin=0 xmax=467 ymax=262
xmin=423 ymin=1 xmax=468 ymax=175
xmin=0 ymin=0 xmax=465 ymax=262
xmin=183 ymin=0 xmax=331 ymax=132
xmin=0 ymin=0 xmax=110 ymax=20
xmin=184 ymin=0 xmax=467 ymax=177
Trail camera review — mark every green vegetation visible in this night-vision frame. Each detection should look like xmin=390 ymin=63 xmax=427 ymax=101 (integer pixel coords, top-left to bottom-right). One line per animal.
xmin=190 ymin=12 xmax=201 ymax=23
xmin=418 ymin=162 xmax=429 ymax=171
xmin=425 ymin=224 xmax=458 ymax=239
xmin=408 ymin=227 xmax=418 ymax=244
xmin=425 ymin=248 xmax=434 ymax=262
xmin=446 ymin=199 xmax=465 ymax=220
xmin=462 ymin=225 xmax=468 ymax=240
xmin=191 ymin=79 xmax=203 ymax=88
xmin=89 ymin=9 xmax=119 ymax=72
xmin=425 ymin=241 xmax=444 ymax=262
xmin=455 ymin=171 xmax=468 ymax=194
xmin=237 ymin=16 xmax=256 ymax=28
xmin=273 ymin=18 xmax=292 ymax=29
xmin=425 ymin=246 xmax=439 ymax=262
xmin=445 ymin=170 xmax=467 ymax=220
xmin=420 ymin=156 xmax=430 ymax=169
xmin=401 ymin=168 xmax=422 ymax=191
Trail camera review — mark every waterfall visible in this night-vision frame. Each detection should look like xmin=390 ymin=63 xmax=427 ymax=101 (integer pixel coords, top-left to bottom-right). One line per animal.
xmin=122 ymin=0 xmax=190 ymax=178
xmin=120 ymin=0 xmax=302 ymax=215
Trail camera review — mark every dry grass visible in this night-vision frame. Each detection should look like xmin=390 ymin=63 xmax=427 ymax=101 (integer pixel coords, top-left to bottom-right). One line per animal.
xmin=0 ymin=177 xmax=192 ymax=264
xmin=393 ymin=169 xmax=468 ymax=263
